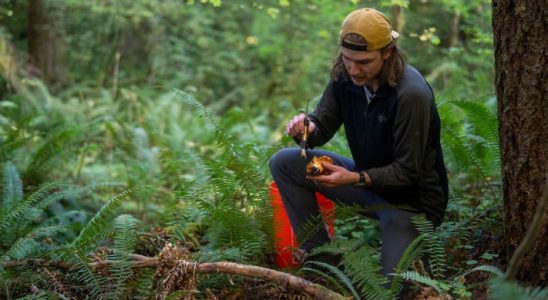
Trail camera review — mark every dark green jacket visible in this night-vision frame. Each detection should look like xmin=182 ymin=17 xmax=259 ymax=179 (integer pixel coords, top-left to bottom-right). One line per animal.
xmin=307 ymin=65 xmax=448 ymax=226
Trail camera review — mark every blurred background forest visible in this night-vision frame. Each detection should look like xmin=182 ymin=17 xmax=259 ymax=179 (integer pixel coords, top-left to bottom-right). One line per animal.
xmin=0 ymin=0 xmax=533 ymax=299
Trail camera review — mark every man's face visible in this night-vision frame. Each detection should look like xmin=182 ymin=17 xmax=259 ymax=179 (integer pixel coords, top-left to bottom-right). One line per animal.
xmin=341 ymin=47 xmax=390 ymax=87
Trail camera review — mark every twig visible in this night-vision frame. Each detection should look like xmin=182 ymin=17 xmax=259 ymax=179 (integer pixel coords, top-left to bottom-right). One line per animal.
xmin=505 ymin=173 xmax=548 ymax=280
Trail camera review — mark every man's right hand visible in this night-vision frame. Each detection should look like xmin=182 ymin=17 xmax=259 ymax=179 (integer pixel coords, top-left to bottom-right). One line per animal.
xmin=286 ymin=113 xmax=317 ymax=138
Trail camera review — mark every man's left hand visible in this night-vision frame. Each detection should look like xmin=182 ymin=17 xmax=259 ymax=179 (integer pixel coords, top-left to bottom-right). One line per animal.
xmin=306 ymin=162 xmax=360 ymax=188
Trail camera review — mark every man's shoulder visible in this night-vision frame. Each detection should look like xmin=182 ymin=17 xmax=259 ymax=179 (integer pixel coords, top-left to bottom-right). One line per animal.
xmin=396 ymin=64 xmax=433 ymax=101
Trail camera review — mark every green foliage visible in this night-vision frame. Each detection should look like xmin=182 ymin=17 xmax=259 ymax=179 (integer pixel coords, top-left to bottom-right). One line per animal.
xmin=411 ymin=215 xmax=447 ymax=277
xmin=488 ymin=276 xmax=548 ymax=300
xmin=301 ymin=260 xmax=361 ymax=299
xmin=0 ymin=0 xmax=523 ymax=298
xmin=108 ymin=214 xmax=139 ymax=298
xmin=0 ymin=163 xmax=78 ymax=297
xmin=298 ymin=215 xmax=465 ymax=299
xmin=395 ymin=233 xmax=504 ymax=299
xmin=0 ymin=163 xmax=64 ymax=261
xmin=165 ymin=92 xmax=272 ymax=264
xmin=342 ymin=245 xmax=392 ymax=300
xmin=71 ymin=188 xmax=136 ymax=249
xmin=57 ymin=203 xmax=143 ymax=298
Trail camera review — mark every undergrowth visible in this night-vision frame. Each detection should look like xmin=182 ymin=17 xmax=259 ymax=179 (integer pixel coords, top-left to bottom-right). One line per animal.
xmin=0 ymin=82 xmax=544 ymax=299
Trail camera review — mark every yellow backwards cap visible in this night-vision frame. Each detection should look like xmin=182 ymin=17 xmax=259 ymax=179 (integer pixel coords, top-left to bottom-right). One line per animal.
xmin=339 ymin=8 xmax=399 ymax=51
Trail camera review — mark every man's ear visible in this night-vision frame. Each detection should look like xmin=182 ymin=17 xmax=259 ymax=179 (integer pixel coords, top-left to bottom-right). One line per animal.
xmin=382 ymin=45 xmax=393 ymax=60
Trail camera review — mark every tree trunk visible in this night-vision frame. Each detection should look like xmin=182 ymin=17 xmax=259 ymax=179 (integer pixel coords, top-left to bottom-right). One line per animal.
xmin=390 ymin=5 xmax=405 ymax=36
xmin=492 ymin=0 xmax=548 ymax=286
xmin=448 ymin=10 xmax=460 ymax=48
xmin=28 ymin=0 xmax=64 ymax=86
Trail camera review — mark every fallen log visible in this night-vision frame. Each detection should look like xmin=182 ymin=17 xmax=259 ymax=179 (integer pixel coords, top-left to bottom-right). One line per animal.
xmin=3 ymin=250 xmax=348 ymax=300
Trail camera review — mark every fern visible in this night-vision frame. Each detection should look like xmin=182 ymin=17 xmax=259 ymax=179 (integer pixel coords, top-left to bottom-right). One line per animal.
xmin=204 ymin=205 xmax=267 ymax=261
xmin=300 ymin=267 xmax=351 ymax=297
xmin=0 ymin=112 xmax=35 ymax=163
xmin=488 ymin=276 xmax=548 ymax=300
xmin=226 ymin=159 xmax=269 ymax=207
xmin=134 ymin=269 xmax=156 ymax=298
xmin=71 ymin=188 xmax=136 ymax=249
xmin=301 ymin=260 xmax=361 ymax=299
xmin=59 ymin=248 xmax=103 ymax=297
xmin=448 ymin=100 xmax=498 ymax=148
xmin=389 ymin=234 xmax=427 ymax=294
xmin=440 ymin=100 xmax=501 ymax=209
xmin=411 ymin=215 xmax=447 ymax=278
xmin=1 ymin=237 xmax=41 ymax=261
xmin=2 ymin=161 xmax=23 ymax=208
xmin=23 ymin=125 xmax=80 ymax=186
xmin=194 ymin=247 xmax=248 ymax=263
xmin=342 ymin=246 xmax=392 ymax=300
xmin=173 ymin=89 xmax=229 ymax=144
xmin=0 ymin=181 xmax=58 ymax=232
xmin=107 ymin=214 xmax=139 ymax=299
xmin=462 ymin=264 xmax=503 ymax=277
xmin=398 ymin=271 xmax=449 ymax=294
xmin=199 ymin=155 xmax=239 ymax=198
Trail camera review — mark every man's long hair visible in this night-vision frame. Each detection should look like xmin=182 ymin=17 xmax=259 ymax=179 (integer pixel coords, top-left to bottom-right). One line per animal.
xmin=330 ymin=38 xmax=407 ymax=88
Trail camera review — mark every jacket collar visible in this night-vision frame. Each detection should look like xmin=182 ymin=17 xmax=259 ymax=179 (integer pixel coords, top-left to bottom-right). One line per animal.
xmin=343 ymin=80 xmax=390 ymax=100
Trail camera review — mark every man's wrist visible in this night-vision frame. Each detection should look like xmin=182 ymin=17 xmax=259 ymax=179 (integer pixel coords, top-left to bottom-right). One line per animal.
xmin=354 ymin=171 xmax=366 ymax=186
xmin=353 ymin=171 xmax=372 ymax=187
xmin=363 ymin=171 xmax=372 ymax=187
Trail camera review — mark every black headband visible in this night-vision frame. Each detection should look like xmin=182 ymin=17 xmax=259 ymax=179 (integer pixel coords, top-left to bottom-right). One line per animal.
xmin=341 ymin=40 xmax=368 ymax=51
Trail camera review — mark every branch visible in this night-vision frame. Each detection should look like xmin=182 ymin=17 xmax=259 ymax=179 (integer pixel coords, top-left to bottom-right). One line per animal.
xmin=3 ymin=256 xmax=348 ymax=300
xmin=505 ymin=173 xmax=548 ymax=280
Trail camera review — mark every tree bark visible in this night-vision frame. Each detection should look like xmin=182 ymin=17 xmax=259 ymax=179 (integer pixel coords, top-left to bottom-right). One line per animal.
xmin=448 ymin=10 xmax=460 ymax=48
xmin=492 ymin=0 xmax=548 ymax=286
xmin=28 ymin=0 xmax=64 ymax=86
xmin=390 ymin=5 xmax=405 ymax=36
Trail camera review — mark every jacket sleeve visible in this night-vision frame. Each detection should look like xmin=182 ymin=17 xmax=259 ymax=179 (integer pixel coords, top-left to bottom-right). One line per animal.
xmin=366 ymin=86 xmax=433 ymax=189
xmin=296 ymin=81 xmax=343 ymax=147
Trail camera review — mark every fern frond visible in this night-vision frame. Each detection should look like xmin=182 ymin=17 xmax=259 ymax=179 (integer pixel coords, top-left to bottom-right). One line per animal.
xmin=60 ymin=248 xmax=103 ymax=297
xmin=0 ymin=182 xmax=58 ymax=232
xmin=444 ymin=127 xmax=498 ymax=177
xmin=463 ymin=264 xmax=503 ymax=277
xmin=310 ymin=239 xmax=354 ymax=257
xmin=390 ymin=234 xmax=427 ymax=294
xmin=199 ymin=155 xmax=238 ymax=198
xmin=71 ymin=188 xmax=135 ymax=249
xmin=448 ymin=100 xmax=498 ymax=146
xmin=112 ymin=214 xmax=139 ymax=254
xmin=398 ymin=271 xmax=449 ymax=294
xmin=173 ymin=89 xmax=229 ymax=144
xmin=204 ymin=206 xmax=267 ymax=261
xmin=36 ymin=182 xmax=122 ymax=212
xmin=412 ymin=215 xmax=446 ymax=277
xmin=488 ymin=276 xmax=548 ymax=300
xmin=1 ymin=237 xmax=41 ymax=261
xmin=300 ymin=267 xmax=352 ymax=298
xmin=297 ymin=214 xmax=332 ymax=248
xmin=194 ymin=247 xmax=244 ymax=263
xmin=342 ymin=246 xmax=392 ymax=300
xmin=27 ymin=225 xmax=67 ymax=240
xmin=23 ymin=126 xmax=79 ymax=183
xmin=1 ymin=161 xmax=23 ymax=208
xmin=301 ymin=260 xmax=361 ymax=299
xmin=134 ymin=269 xmax=155 ymax=298
xmin=106 ymin=215 xmax=139 ymax=299
xmin=227 ymin=160 xmax=268 ymax=206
